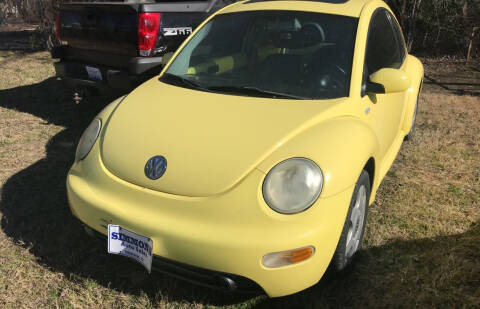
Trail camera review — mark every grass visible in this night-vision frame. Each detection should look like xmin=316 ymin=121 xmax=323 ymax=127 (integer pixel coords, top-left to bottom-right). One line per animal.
xmin=0 ymin=50 xmax=479 ymax=308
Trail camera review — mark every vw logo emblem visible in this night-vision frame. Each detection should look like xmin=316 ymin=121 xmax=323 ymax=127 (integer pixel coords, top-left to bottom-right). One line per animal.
xmin=144 ymin=156 xmax=167 ymax=180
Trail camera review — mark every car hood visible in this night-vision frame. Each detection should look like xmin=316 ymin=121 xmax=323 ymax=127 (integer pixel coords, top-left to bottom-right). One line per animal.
xmin=101 ymin=78 xmax=345 ymax=197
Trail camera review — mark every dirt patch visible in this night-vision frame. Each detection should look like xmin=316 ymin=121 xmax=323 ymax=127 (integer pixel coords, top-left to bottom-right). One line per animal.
xmin=0 ymin=22 xmax=39 ymax=32
xmin=421 ymin=57 xmax=480 ymax=96
xmin=0 ymin=23 xmax=45 ymax=51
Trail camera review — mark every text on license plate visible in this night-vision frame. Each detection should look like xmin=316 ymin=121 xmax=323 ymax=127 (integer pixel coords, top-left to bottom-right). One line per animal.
xmin=107 ymin=225 xmax=153 ymax=273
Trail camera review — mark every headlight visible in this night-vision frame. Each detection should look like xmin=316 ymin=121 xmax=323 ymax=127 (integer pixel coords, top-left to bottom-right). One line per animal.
xmin=75 ymin=118 xmax=101 ymax=162
xmin=262 ymin=158 xmax=323 ymax=214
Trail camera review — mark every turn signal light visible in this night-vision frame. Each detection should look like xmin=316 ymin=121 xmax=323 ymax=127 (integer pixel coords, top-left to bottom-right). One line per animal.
xmin=262 ymin=246 xmax=315 ymax=268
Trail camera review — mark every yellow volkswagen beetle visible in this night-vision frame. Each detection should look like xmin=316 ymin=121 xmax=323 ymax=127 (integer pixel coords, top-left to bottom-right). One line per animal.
xmin=67 ymin=0 xmax=423 ymax=297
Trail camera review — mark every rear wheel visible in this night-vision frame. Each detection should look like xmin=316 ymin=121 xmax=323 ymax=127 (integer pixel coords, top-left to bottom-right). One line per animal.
xmin=405 ymin=87 xmax=421 ymax=141
xmin=332 ymin=170 xmax=370 ymax=271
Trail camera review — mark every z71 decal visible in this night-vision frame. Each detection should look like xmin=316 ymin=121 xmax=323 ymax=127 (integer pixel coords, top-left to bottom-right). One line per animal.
xmin=163 ymin=27 xmax=193 ymax=36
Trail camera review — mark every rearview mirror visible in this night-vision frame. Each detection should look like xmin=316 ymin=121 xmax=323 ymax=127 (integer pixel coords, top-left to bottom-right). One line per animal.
xmin=367 ymin=68 xmax=411 ymax=94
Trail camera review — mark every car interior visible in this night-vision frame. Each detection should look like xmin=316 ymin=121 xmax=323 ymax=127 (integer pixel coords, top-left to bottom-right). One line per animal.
xmin=167 ymin=11 xmax=358 ymax=99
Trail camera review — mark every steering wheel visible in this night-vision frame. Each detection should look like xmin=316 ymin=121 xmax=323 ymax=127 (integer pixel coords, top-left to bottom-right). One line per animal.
xmin=300 ymin=23 xmax=326 ymax=44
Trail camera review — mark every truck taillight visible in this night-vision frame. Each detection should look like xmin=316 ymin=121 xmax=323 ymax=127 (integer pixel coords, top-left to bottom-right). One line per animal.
xmin=56 ymin=13 xmax=61 ymax=42
xmin=138 ymin=12 xmax=161 ymax=57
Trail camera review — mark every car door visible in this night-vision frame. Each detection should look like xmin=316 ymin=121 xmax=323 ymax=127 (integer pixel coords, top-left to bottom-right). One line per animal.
xmin=361 ymin=9 xmax=407 ymax=160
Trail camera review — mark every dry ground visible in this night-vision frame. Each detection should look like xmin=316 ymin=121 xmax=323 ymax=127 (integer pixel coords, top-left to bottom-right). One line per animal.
xmin=0 ymin=50 xmax=479 ymax=308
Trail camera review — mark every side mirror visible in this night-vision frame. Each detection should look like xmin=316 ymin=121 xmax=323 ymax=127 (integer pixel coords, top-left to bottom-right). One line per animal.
xmin=367 ymin=68 xmax=411 ymax=94
xmin=162 ymin=52 xmax=174 ymax=66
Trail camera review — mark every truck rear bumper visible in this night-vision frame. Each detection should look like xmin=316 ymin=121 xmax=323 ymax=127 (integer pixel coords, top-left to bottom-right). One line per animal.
xmin=54 ymin=61 xmax=143 ymax=93
xmin=52 ymin=46 xmax=164 ymax=93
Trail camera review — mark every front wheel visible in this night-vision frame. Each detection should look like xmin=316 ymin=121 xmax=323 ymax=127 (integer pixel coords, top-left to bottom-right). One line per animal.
xmin=331 ymin=170 xmax=370 ymax=271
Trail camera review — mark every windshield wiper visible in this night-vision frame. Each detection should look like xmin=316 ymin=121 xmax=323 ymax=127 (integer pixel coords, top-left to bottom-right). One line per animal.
xmin=207 ymin=85 xmax=310 ymax=99
xmin=160 ymin=73 xmax=206 ymax=91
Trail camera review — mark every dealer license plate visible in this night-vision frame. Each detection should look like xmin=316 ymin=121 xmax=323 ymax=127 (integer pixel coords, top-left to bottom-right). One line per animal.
xmin=107 ymin=225 xmax=153 ymax=273
xmin=85 ymin=66 xmax=102 ymax=81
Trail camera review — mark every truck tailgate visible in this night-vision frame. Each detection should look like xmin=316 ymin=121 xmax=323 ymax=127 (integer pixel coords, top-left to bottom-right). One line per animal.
xmin=61 ymin=4 xmax=139 ymax=56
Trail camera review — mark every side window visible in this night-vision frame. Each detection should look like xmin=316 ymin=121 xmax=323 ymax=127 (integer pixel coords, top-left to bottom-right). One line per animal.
xmin=387 ymin=11 xmax=407 ymax=61
xmin=364 ymin=9 xmax=403 ymax=75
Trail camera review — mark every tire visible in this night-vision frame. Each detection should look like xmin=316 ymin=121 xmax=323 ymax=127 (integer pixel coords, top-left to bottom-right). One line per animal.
xmin=332 ymin=170 xmax=370 ymax=271
xmin=405 ymin=89 xmax=420 ymax=141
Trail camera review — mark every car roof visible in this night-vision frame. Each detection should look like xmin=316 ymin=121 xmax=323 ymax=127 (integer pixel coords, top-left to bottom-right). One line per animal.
xmin=219 ymin=0 xmax=375 ymax=18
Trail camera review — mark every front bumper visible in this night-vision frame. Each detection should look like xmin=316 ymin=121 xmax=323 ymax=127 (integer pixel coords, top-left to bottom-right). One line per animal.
xmin=67 ymin=148 xmax=353 ymax=297
xmin=85 ymin=226 xmax=263 ymax=293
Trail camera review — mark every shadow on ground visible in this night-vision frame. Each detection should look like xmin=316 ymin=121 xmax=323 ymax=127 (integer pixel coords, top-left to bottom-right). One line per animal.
xmin=424 ymin=73 xmax=480 ymax=97
xmin=0 ymin=78 xmax=478 ymax=307
xmin=255 ymin=221 xmax=479 ymax=308
xmin=0 ymin=78 xmax=255 ymax=306
xmin=422 ymin=60 xmax=480 ymax=97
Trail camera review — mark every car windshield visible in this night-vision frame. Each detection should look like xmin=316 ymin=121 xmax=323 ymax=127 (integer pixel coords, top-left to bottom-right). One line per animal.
xmin=161 ymin=11 xmax=358 ymax=100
